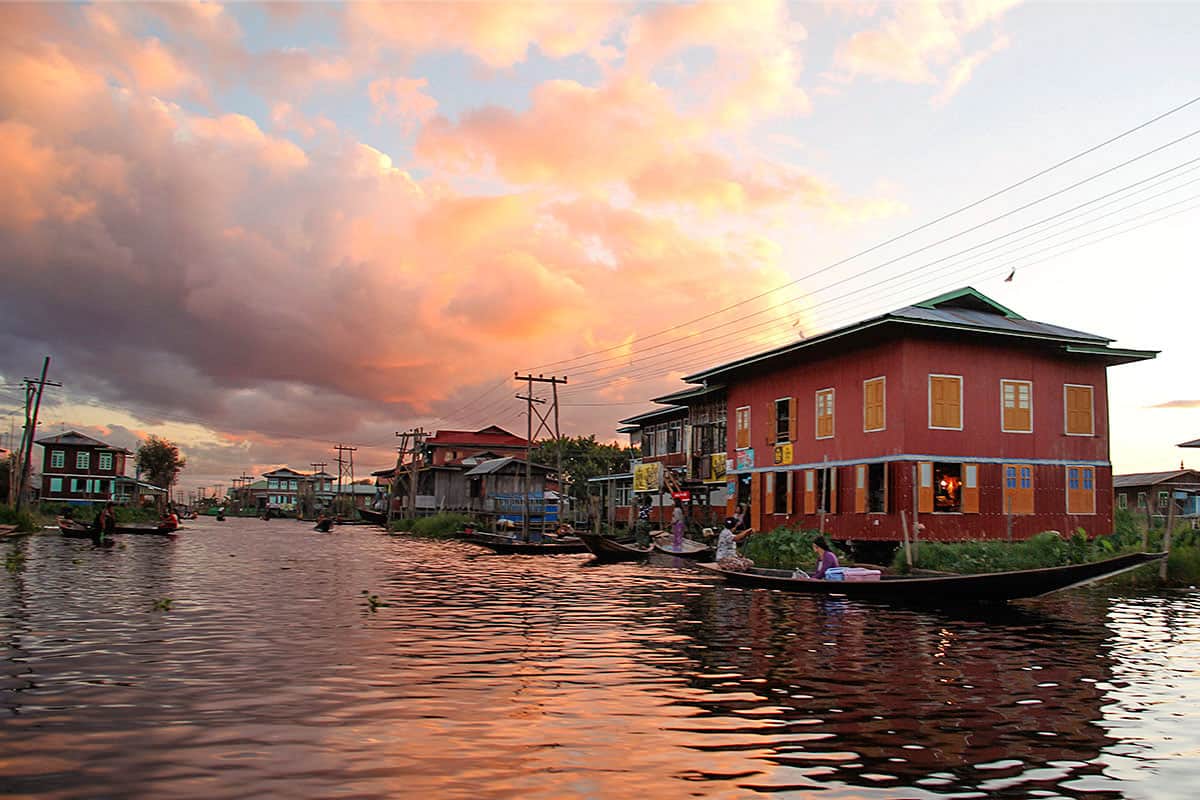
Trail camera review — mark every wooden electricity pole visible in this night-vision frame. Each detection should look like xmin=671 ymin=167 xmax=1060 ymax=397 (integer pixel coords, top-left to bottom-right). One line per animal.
xmin=514 ymin=373 xmax=567 ymax=540
xmin=333 ymin=444 xmax=356 ymax=513
xmin=15 ymin=357 xmax=59 ymax=512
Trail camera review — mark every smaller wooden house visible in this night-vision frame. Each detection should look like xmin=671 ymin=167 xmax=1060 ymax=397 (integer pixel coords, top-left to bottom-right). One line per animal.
xmin=1113 ymin=470 xmax=1200 ymax=525
xmin=464 ymin=457 xmax=557 ymax=523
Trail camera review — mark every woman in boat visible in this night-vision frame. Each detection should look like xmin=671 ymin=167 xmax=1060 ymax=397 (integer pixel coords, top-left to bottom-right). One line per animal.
xmin=670 ymin=499 xmax=685 ymax=550
xmin=716 ymin=517 xmax=755 ymax=570
xmin=812 ymin=536 xmax=839 ymax=580
xmin=732 ymin=503 xmax=750 ymax=534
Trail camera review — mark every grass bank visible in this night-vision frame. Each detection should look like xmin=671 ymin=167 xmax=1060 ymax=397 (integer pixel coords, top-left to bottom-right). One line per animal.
xmin=0 ymin=504 xmax=41 ymax=533
xmin=389 ymin=513 xmax=472 ymax=538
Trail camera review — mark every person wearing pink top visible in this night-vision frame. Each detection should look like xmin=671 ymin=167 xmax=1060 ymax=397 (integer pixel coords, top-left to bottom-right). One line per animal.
xmin=812 ymin=536 xmax=839 ymax=579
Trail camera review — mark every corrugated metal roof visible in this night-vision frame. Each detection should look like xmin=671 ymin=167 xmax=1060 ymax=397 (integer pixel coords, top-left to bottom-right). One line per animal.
xmin=617 ymin=405 xmax=687 ymax=426
xmin=1179 ymin=438 xmax=1200 ymax=448
xmin=651 ymin=384 xmax=726 ymax=405
xmin=1113 ymin=470 xmax=1200 ymax=488
xmin=463 ymin=457 xmax=555 ymax=477
xmin=684 ymin=286 xmax=1143 ymax=383
xmin=35 ymin=430 xmax=131 ymax=452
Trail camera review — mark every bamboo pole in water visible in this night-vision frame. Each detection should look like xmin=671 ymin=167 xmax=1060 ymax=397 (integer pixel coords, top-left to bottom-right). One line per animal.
xmin=1161 ymin=493 xmax=1176 ymax=581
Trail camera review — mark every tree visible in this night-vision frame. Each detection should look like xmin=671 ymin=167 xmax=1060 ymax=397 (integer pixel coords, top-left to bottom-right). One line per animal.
xmin=136 ymin=436 xmax=187 ymax=493
xmin=530 ymin=435 xmax=636 ymax=505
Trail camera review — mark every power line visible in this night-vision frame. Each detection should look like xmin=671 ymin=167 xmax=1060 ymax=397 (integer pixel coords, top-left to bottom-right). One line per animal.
xmin=525 ymin=96 xmax=1200 ymax=372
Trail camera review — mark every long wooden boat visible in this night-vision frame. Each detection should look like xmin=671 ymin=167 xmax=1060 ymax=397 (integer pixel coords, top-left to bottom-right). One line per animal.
xmin=358 ymin=508 xmax=388 ymax=526
xmin=578 ymin=532 xmax=653 ymax=561
xmin=463 ymin=533 xmax=590 ymax=555
xmin=59 ymin=520 xmax=95 ymax=539
xmin=114 ymin=522 xmax=178 ymax=536
xmin=696 ymin=551 xmax=1167 ymax=605
xmin=652 ymin=536 xmax=713 ymax=559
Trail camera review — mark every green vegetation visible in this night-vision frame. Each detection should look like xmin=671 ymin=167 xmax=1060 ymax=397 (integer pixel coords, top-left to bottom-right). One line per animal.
xmin=891 ymin=526 xmax=1200 ymax=587
xmin=136 ymin=436 xmax=187 ymax=495
xmin=389 ymin=512 xmax=472 ymax=538
xmin=531 ymin=435 xmax=637 ymax=506
xmin=0 ymin=504 xmax=40 ymax=533
xmin=740 ymin=527 xmax=847 ymax=570
xmin=152 ymin=598 xmax=173 ymax=611
xmin=5 ymin=546 xmax=26 ymax=573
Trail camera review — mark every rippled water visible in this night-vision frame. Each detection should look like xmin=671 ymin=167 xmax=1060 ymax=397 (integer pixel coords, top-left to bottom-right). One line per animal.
xmin=2 ymin=518 xmax=1199 ymax=799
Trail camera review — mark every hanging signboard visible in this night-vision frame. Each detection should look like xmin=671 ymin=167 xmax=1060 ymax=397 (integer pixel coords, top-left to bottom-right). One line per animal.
xmin=671 ymin=491 xmax=692 ymax=502
xmin=773 ymin=443 xmax=793 ymax=466
xmin=633 ymin=461 xmax=662 ymax=492
xmin=735 ymin=448 xmax=755 ymax=471
xmin=706 ymin=453 xmax=728 ymax=484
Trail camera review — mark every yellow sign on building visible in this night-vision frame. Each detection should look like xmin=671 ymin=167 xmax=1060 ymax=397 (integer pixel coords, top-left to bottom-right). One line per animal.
xmin=633 ymin=461 xmax=662 ymax=492
xmin=773 ymin=443 xmax=793 ymax=466
xmin=706 ymin=453 xmax=727 ymax=484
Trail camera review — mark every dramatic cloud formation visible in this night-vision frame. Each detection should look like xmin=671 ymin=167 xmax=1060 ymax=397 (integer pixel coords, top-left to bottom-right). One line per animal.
xmin=1 ymin=1 xmax=1015 ymax=486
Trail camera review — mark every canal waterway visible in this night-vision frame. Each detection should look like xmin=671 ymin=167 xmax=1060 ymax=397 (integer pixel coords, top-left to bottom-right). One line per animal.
xmin=2 ymin=517 xmax=1199 ymax=799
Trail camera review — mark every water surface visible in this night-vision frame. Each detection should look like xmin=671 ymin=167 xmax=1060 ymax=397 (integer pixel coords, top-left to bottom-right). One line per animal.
xmin=3 ymin=518 xmax=1198 ymax=798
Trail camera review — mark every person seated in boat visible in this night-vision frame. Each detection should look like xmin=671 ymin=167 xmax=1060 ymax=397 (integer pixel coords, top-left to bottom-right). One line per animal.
xmin=161 ymin=506 xmax=180 ymax=529
xmin=314 ymin=513 xmax=333 ymax=532
xmin=92 ymin=501 xmax=117 ymax=539
xmin=812 ymin=536 xmax=839 ymax=579
xmin=716 ymin=517 xmax=755 ymax=570
xmin=553 ymin=522 xmax=575 ymax=538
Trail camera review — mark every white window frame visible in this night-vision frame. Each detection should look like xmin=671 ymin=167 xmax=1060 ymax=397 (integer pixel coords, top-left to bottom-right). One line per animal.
xmin=1118 ymin=493 xmax=1127 ymax=510
xmin=1063 ymin=383 xmax=1095 ymax=437
xmin=863 ymin=376 xmax=886 ymax=433
xmin=98 ymin=452 xmax=113 ymax=471
xmin=735 ymin=405 xmax=751 ymax=451
xmin=49 ymin=477 xmax=63 ymax=493
xmin=928 ymin=374 xmax=964 ymax=431
xmin=51 ymin=450 xmax=65 ymax=469
xmin=999 ymin=379 xmax=1033 ymax=434
xmin=815 ymin=388 xmax=835 ymax=440
xmin=76 ymin=451 xmax=90 ymax=470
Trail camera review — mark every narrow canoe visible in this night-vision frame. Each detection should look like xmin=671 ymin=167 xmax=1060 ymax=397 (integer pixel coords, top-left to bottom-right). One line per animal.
xmin=114 ymin=523 xmax=178 ymax=536
xmin=696 ymin=551 xmax=1167 ymax=605
xmin=59 ymin=521 xmax=95 ymax=539
xmin=463 ymin=534 xmax=590 ymax=555
xmin=578 ymin=532 xmax=653 ymax=561
xmin=652 ymin=536 xmax=713 ymax=559
xmin=358 ymin=508 xmax=388 ymax=526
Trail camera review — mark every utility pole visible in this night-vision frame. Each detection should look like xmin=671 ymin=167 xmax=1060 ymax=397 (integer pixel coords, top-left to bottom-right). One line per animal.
xmin=16 ymin=357 xmax=60 ymax=512
xmin=405 ymin=428 xmax=426 ymax=519
xmin=333 ymin=444 xmax=356 ymax=513
xmin=390 ymin=431 xmax=410 ymax=524
xmin=514 ymin=373 xmax=567 ymax=540
xmin=309 ymin=462 xmax=326 ymax=515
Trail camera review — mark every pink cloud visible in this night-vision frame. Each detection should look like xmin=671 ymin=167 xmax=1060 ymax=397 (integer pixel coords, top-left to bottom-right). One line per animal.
xmin=834 ymin=0 xmax=1022 ymax=99
xmin=344 ymin=1 xmax=627 ymax=69
xmin=369 ymin=76 xmax=439 ymax=130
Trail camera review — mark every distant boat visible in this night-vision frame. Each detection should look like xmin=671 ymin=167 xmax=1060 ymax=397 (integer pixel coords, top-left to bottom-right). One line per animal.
xmin=696 ymin=551 xmax=1167 ymax=605
xmin=578 ymin=532 xmax=652 ymax=562
xmin=358 ymin=508 xmax=388 ymax=526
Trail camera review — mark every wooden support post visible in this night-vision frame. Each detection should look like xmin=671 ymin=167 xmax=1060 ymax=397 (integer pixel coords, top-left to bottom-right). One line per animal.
xmin=1160 ymin=494 xmax=1176 ymax=582
xmin=911 ymin=464 xmax=920 ymax=564
xmin=1006 ymin=495 xmax=1013 ymax=542
xmin=819 ymin=455 xmax=828 ymax=534
xmin=900 ymin=509 xmax=913 ymax=568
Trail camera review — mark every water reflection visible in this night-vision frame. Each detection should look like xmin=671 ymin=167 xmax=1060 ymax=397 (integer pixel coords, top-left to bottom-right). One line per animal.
xmin=0 ymin=519 xmax=1197 ymax=799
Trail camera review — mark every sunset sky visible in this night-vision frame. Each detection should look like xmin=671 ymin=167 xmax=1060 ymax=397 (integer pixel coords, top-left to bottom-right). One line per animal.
xmin=1 ymin=1 xmax=1197 ymax=493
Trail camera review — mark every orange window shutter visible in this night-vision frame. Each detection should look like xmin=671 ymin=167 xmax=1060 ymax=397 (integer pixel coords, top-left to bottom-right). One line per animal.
xmin=804 ymin=469 xmax=816 ymax=514
xmin=764 ymin=472 xmax=775 ymax=516
xmin=786 ymin=472 xmax=794 ymax=515
xmin=726 ymin=491 xmax=736 ymax=518
xmin=948 ymin=379 xmax=961 ymax=428
xmin=918 ymin=462 xmax=933 ymax=514
xmin=855 ymin=465 xmax=866 ymax=513
xmin=750 ymin=472 xmax=762 ymax=530
xmin=962 ymin=463 xmax=979 ymax=513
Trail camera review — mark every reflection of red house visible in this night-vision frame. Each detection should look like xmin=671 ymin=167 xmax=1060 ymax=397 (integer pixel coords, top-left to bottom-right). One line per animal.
xmin=624 ymin=288 xmax=1154 ymax=542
